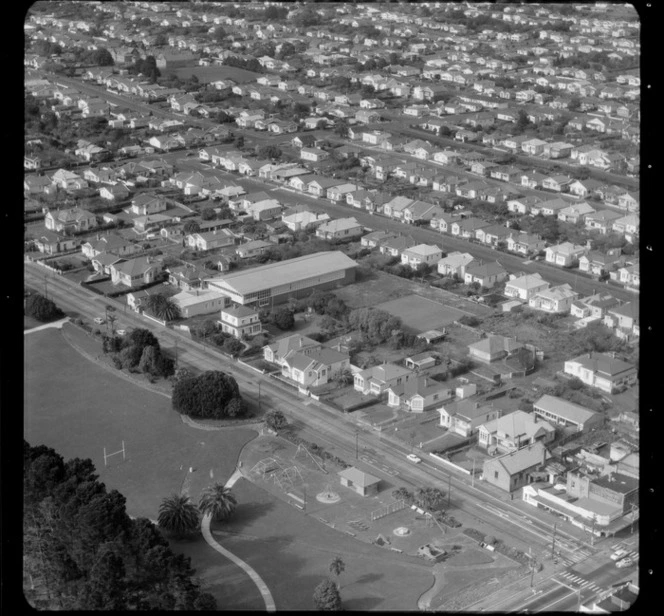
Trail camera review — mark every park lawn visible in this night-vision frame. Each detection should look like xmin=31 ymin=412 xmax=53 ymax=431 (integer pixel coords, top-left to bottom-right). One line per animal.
xmin=333 ymin=270 xmax=415 ymax=309
xmin=174 ymin=538 xmax=266 ymax=611
xmin=430 ymin=565 xmax=517 ymax=610
xmin=24 ymin=328 xmax=258 ymax=520
xmin=214 ymin=477 xmax=433 ymax=611
xmin=375 ymin=294 xmax=466 ymax=334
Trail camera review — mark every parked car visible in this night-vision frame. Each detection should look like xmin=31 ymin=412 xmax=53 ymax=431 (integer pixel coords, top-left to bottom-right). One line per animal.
xmin=94 ymin=317 xmax=105 ymax=325
xmin=615 ymin=557 xmax=633 ymax=569
xmin=407 ymin=454 xmax=422 ymax=464
xmin=611 ymin=548 xmax=629 ymax=561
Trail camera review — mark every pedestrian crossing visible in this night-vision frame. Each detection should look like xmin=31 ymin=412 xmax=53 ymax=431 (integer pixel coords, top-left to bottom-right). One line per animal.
xmin=557 ymin=571 xmax=603 ymax=593
xmin=557 ymin=548 xmax=593 ymax=566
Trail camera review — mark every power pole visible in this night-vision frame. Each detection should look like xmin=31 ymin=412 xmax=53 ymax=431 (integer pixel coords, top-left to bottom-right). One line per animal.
xmin=174 ymin=338 xmax=178 ymax=369
xmin=447 ymin=474 xmax=451 ymax=508
xmin=355 ymin=430 xmax=359 ymax=459
xmin=551 ymin=522 xmax=557 ymax=562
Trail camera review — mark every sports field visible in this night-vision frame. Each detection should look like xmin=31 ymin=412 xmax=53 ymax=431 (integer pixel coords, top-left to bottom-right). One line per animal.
xmin=375 ymin=294 xmax=467 ymax=333
xmin=172 ymin=65 xmax=260 ymax=84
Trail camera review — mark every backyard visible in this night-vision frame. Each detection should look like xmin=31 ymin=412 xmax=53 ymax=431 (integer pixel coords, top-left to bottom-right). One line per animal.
xmin=172 ymin=65 xmax=261 ymax=84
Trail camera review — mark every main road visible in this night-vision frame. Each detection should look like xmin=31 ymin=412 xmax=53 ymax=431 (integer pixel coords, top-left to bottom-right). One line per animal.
xmin=24 ymin=261 xmax=598 ymax=571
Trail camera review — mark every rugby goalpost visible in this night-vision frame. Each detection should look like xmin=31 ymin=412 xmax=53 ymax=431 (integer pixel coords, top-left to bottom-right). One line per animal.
xmin=103 ymin=441 xmax=126 ymax=467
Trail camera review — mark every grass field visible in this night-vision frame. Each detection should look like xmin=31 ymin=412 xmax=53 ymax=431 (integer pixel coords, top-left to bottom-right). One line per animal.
xmin=215 ymin=477 xmax=434 ymax=611
xmin=375 ymin=294 xmax=466 ymax=333
xmin=24 ymin=327 xmax=434 ymax=610
xmin=172 ymin=65 xmax=260 ymax=84
xmin=24 ymin=328 xmax=258 ymax=520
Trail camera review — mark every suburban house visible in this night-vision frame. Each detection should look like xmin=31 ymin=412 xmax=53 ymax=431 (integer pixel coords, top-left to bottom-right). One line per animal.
xmin=281 ymin=347 xmax=350 ymax=391
xmin=361 ymin=230 xmax=397 ymax=249
xmin=379 ymin=235 xmax=417 ymax=257
xmin=533 ymin=394 xmax=604 ymax=433
xmin=463 ymin=261 xmax=508 ymax=289
xmin=475 ymin=224 xmax=511 ymax=247
xmin=170 ymin=289 xmax=228 ymax=319
xmin=400 ymin=244 xmax=444 ymax=269
xmin=354 ymin=363 xmax=415 ymax=396
xmin=585 ymin=209 xmax=623 ymax=234
xmin=246 ymin=199 xmax=282 ymax=221
xmin=235 ymin=239 xmax=274 ymax=259
xmin=219 ymin=304 xmax=262 ymax=338
xmin=451 ymin=217 xmax=490 ymax=239
xmin=557 ymin=202 xmax=596 ymax=224
xmin=187 ymin=229 xmax=235 ymax=252
xmin=45 ymin=207 xmax=97 ymax=233
xmin=437 ymin=252 xmax=476 ymax=277
xmin=282 ymin=210 xmax=330 ymax=232
xmin=315 ymin=217 xmax=364 ymax=240
xmin=563 ymin=352 xmax=637 ymax=394
xmin=478 ymin=410 xmax=556 ymax=454
xmin=438 ymin=399 xmax=503 ymax=438
xmin=405 ymin=352 xmax=438 ymax=371
xmin=481 ymin=442 xmax=551 ymax=493
xmin=528 ymin=284 xmax=578 ymax=313
xmin=81 ymin=234 xmax=140 ymax=259
xmin=167 ymin=264 xmax=208 ymax=291
xmin=468 ymin=335 xmax=524 ymax=364
xmin=263 ymin=334 xmax=322 ymax=366
xmin=109 ymin=256 xmax=160 ymax=288
xmin=386 ymin=377 xmax=453 ymax=412
xmin=504 ymin=273 xmax=550 ymax=301
xmin=34 ymin=231 xmax=77 ymax=255
xmin=578 ymin=250 xmax=624 ymax=277
xmin=570 ymin=293 xmax=621 ymax=320
xmin=545 ymin=242 xmax=587 ymax=267
xmin=603 ymin=301 xmax=639 ymax=340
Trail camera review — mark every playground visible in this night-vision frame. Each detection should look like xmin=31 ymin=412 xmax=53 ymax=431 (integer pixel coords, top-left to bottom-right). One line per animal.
xmin=241 ymin=433 xmax=479 ymax=558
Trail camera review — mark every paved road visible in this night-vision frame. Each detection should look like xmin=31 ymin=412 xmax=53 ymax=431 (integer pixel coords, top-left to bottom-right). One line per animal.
xmin=172 ymin=157 xmax=638 ymax=304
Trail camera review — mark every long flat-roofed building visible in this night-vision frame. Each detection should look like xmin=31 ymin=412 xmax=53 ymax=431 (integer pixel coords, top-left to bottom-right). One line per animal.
xmin=206 ymin=251 xmax=357 ymax=307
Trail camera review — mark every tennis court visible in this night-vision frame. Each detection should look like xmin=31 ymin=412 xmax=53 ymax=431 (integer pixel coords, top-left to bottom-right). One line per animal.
xmin=375 ymin=294 xmax=467 ymax=334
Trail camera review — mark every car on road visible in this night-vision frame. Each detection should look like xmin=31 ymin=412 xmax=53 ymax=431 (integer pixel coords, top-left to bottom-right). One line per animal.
xmin=94 ymin=317 xmax=105 ymax=325
xmin=406 ymin=454 xmax=422 ymax=464
xmin=616 ymin=557 xmax=633 ymax=569
xmin=611 ymin=548 xmax=629 ymax=561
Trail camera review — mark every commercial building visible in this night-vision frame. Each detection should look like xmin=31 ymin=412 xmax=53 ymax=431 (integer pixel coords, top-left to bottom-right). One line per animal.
xmin=206 ymin=251 xmax=357 ymax=307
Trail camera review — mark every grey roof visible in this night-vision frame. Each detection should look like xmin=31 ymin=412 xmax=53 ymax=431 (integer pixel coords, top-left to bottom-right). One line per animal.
xmin=491 ymin=441 xmax=550 ymax=475
xmin=533 ymin=395 xmax=598 ymax=425
xmin=338 ymin=466 xmax=380 ymax=487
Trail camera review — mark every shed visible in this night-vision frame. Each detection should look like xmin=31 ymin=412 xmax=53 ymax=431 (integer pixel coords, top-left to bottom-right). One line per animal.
xmin=416 ymin=329 xmax=446 ymax=344
xmin=338 ymin=467 xmax=381 ymax=497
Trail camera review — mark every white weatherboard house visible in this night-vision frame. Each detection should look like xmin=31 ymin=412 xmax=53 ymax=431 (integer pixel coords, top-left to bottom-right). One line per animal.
xmin=563 ymin=352 xmax=637 ymax=394
xmin=401 ymin=244 xmax=443 ymax=269
xmin=219 ymin=304 xmax=262 ymax=338
xmin=504 ymin=273 xmax=550 ymax=301
xmin=477 ymin=410 xmax=555 ymax=454
xmin=171 ymin=289 xmax=228 ymax=318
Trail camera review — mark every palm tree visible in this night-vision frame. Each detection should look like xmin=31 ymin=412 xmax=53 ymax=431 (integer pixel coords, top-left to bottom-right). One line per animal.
xmin=198 ymin=483 xmax=237 ymax=522
xmin=329 ymin=557 xmax=345 ymax=588
xmin=157 ymin=494 xmax=200 ymax=538
xmin=144 ymin=294 xmax=180 ymax=321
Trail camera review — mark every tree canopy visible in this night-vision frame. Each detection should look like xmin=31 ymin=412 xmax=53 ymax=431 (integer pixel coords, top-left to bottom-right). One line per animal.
xmin=23 ymin=442 xmax=217 ymax=610
xmin=172 ymin=371 xmax=245 ymax=419
xmin=25 ymin=292 xmax=64 ymax=322
xmin=313 ymin=578 xmax=342 ymax=611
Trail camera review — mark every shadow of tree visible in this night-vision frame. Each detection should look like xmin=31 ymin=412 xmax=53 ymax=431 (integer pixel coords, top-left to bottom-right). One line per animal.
xmin=343 ymin=595 xmax=384 ymax=611
xmin=215 ymin=499 xmax=276 ymax=530
xmin=352 ymin=572 xmax=384 ymax=585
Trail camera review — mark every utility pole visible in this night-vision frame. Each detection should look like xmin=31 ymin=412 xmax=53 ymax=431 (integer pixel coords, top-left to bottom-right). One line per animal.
xmin=174 ymin=338 xmax=178 ymax=370
xmin=447 ymin=474 xmax=451 ymax=508
xmin=355 ymin=429 xmax=359 ymax=459
xmin=551 ymin=522 xmax=557 ymax=562
xmin=258 ymin=380 xmax=262 ymax=410
xmin=471 ymin=456 xmax=476 ymax=488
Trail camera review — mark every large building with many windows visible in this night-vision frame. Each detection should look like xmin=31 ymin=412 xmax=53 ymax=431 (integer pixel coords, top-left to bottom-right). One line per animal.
xmin=205 ymin=251 xmax=357 ymax=307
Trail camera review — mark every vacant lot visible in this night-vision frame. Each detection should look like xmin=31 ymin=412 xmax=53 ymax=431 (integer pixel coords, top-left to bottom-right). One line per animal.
xmin=172 ymin=65 xmax=260 ymax=84
xmin=376 ymin=294 xmax=466 ymax=334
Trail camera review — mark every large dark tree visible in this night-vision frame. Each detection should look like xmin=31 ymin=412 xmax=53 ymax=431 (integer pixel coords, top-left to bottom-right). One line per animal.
xmin=157 ymin=494 xmax=200 ymax=539
xmin=313 ymin=578 xmax=342 ymax=611
xmin=25 ymin=293 xmax=64 ymax=322
xmin=23 ymin=442 xmax=217 ymax=610
xmin=172 ymin=371 xmax=245 ymax=419
xmin=198 ymin=484 xmax=237 ymax=522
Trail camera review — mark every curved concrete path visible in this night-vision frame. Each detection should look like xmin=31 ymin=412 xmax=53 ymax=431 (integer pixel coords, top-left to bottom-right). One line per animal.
xmin=201 ymin=469 xmax=276 ymax=612
xmin=24 ymin=316 xmax=70 ymax=334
